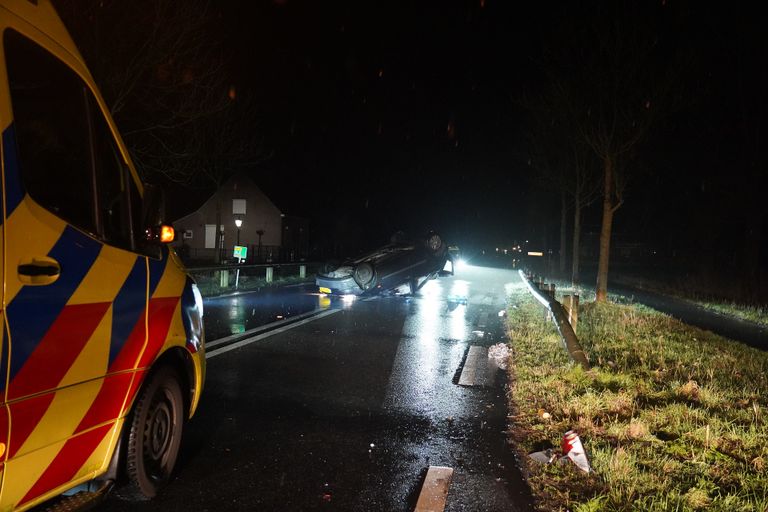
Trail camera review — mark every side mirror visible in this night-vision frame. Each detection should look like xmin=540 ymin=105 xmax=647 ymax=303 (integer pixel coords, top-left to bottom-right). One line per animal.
xmin=142 ymin=183 xmax=175 ymax=244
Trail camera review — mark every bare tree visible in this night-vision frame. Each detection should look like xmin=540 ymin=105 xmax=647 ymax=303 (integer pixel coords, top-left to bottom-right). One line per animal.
xmin=552 ymin=4 xmax=683 ymax=301
xmin=54 ymin=0 xmax=233 ymax=184
xmin=568 ymin=142 xmax=600 ymax=284
xmin=522 ymin=89 xmax=600 ymax=282
xmin=192 ymin=96 xmax=269 ymax=262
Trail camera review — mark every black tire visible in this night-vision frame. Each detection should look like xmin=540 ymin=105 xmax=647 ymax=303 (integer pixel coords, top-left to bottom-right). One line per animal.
xmin=320 ymin=260 xmax=341 ymax=275
xmin=426 ymin=233 xmax=444 ymax=254
xmin=121 ymin=366 xmax=185 ymax=501
xmin=352 ymin=262 xmax=377 ymax=290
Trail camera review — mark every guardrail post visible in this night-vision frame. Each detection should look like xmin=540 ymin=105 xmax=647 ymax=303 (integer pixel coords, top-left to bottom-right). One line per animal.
xmin=563 ymin=294 xmax=579 ymax=331
xmin=266 ymin=266 xmax=274 ymax=283
xmin=299 ymin=264 xmax=306 ymax=278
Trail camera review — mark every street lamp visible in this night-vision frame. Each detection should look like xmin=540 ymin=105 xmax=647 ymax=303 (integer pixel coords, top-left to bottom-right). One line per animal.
xmin=234 ymin=217 xmax=242 ymax=246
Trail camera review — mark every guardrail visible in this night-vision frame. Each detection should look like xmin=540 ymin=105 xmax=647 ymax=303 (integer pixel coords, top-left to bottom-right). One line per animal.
xmin=518 ymin=270 xmax=590 ymax=370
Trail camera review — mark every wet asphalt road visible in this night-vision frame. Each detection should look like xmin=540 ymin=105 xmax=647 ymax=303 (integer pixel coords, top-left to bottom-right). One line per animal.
xmin=100 ymin=265 xmax=534 ymax=511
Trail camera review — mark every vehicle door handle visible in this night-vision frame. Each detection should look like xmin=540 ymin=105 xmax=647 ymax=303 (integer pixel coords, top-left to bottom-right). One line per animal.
xmin=18 ymin=257 xmax=61 ymax=285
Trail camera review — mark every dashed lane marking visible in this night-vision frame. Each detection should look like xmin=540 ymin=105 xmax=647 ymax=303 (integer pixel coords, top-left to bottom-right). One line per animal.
xmin=414 ymin=466 xmax=454 ymax=512
xmin=458 ymin=345 xmax=490 ymax=386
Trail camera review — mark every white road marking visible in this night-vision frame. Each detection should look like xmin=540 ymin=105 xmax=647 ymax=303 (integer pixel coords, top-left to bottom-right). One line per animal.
xmin=414 ymin=466 xmax=454 ymax=512
xmin=206 ymin=309 xmax=341 ymax=359
xmin=458 ymin=345 xmax=488 ymax=386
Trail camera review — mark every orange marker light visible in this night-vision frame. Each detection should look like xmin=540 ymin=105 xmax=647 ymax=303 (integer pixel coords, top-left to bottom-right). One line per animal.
xmin=160 ymin=225 xmax=175 ymax=243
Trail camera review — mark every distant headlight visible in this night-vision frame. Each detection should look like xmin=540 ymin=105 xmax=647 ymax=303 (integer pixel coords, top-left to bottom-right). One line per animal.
xmin=455 ymin=258 xmax=468 ymax=270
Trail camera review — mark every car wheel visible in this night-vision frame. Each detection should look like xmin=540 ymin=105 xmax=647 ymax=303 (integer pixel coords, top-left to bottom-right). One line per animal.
xmin=321 ymin=261 xmax=341 ymax=275
xmin=353 ymin=262 xmax=377 ymax=290
xmin=426 ymin=233 xmax=443 ymax=253
xmin=122 ymin=366 xmax=184 ymax=501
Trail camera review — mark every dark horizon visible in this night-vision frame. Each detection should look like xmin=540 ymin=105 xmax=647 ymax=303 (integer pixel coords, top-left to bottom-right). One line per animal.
xmin=55 ymin=0 xmax=767 ymax=297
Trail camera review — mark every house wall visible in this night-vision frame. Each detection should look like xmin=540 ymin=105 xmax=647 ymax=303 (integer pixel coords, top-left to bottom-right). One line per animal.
xmin=173 ymin=174 xmax=282 ymax=262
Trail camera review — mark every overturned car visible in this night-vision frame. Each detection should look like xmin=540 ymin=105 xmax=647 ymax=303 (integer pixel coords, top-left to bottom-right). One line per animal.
xmin=317 ymin=232 xmax=453 ymax=295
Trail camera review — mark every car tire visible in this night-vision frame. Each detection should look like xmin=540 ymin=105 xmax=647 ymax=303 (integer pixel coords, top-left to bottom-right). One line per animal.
xmin=426 ymin=233 xmax=444 ymax=254
xmin=121 ymin=366 xmax=185 ymax=501
xmin=320 ymin=261 xmax=341 ymax=275
xmin=353 ymin=262 xmax=377 ymax=290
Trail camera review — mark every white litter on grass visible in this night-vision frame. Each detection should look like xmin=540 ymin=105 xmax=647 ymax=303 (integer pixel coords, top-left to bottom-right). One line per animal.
xmin=487 ymin=343 xmax=510 ymax=370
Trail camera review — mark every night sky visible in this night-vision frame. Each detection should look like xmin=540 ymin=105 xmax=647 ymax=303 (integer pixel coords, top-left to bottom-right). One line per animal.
xmin=56 ymin=0 xmax=767 ymax=284
xmin=217 ymin=1 xmax=766 ymax=254
xmin=222 ymin=0 xmax=539 ymax=248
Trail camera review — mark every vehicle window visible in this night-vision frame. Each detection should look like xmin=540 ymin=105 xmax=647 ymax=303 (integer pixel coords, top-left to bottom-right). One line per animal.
xmin=91 ymin=96 xmax=141 ymax=251
xmin=4 ymin=29 xmax=96 ymax=234
xmin=4 ymin=29 xmax=143 ymax=252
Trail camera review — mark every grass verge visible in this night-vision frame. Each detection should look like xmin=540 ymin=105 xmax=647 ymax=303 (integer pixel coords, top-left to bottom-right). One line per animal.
xmin=506 ymin=285 xmax=768 ymax=512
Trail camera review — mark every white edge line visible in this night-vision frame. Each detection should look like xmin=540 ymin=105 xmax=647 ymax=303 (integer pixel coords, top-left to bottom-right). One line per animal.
xmin=207 ymin=308 xmax=326 ymax=348
xmin=206 ymin=309 xmax=341 ymax=359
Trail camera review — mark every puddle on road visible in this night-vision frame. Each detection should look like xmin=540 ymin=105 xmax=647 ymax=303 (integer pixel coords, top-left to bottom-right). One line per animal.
xmin=204 ymin=288 xmax=332 ymax=340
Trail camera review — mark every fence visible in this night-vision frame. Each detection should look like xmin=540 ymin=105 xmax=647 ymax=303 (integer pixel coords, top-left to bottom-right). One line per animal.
xmin=178 ymin=245 xmax=308 ymax=266
xmin=187 ymin=262 xmax=321 ymax=297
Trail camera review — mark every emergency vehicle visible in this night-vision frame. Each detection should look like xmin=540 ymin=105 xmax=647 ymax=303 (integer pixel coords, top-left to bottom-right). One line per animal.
xmin=0 ymin=0 xmax=206 ymax=509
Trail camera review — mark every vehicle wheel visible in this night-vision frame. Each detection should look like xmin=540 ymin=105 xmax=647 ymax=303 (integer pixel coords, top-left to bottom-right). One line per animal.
xmin=122 ymin=366 xmax=185 ymax=501
xmin=321 ymin=261 xmax=340 ymax=275
xmin=426 ymin=233 xmax=444 ymax=254
xmin=353 ymin=263 xmax=377 ymax=290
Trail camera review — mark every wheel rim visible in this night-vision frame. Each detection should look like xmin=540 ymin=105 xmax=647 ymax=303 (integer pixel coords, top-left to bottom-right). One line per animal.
xmin=428 ymin=234 xmax=442 ymax=252
xmin=353 ymin=263 xmax=375 ymax=289
xmin=144 ymin=389 xmax=175 ymax=480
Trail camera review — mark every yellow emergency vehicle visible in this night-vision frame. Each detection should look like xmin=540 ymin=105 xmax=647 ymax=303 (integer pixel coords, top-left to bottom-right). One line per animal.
xmin=0 ymin=0 xmax=206 ymax=509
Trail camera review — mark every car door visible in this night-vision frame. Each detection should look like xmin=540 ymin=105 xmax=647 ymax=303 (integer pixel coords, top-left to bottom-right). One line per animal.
xmin=0 ymin=78 xmax=10 ymax=503
xmin=0 ymin=26 xmax=150 ymax=508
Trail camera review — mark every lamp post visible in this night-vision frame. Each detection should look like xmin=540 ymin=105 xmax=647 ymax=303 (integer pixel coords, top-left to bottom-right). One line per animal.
xmin=235 ymin=217 xmax=243 ymax=246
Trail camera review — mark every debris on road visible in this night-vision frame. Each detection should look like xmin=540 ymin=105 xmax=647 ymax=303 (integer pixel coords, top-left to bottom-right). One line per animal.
xmin=562 ymin=430 xmax=591 ymax=473
xmin=527 ymin=430 xmax=591 ymax=473
xmin=528 ymin=448 xmax=556 ymax=464
xmin=487 ymin=343 xmax=510 ymax=370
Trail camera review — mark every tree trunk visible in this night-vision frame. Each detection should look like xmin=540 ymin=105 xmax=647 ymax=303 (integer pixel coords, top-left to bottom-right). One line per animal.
xmin=559 ymin=190 xmax=567 ymax=275
xmin=572 ymin=195 xmax=581 ymax=284
xmin=595 ymin=156 xmax=616 ymax=302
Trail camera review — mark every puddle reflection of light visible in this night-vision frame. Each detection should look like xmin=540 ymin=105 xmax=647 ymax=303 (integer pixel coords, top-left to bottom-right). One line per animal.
xmin=447 ymin=280 xmax=469 ymax=340
xmin=413 ymin=280 xmax=443 ymax=390
xmin=450 ymin=280 xmax=470 ymax=297
xmin=228 ymin=301 xmax=243 ymax=321
xmin=317 ymin=294 xmax=331 ymax=309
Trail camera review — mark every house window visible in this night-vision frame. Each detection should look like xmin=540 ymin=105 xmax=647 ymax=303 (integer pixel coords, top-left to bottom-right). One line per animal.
xmin=233 ymin=199 xmax=246 ymax=215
